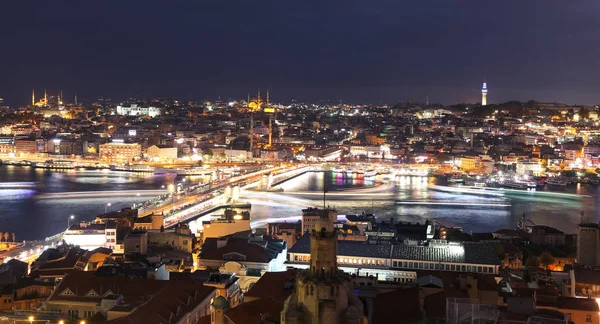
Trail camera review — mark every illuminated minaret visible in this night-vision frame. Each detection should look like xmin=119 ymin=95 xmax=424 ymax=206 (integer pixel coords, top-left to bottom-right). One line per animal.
xmin=481 ymin=81 xmax=488 ymax=106
xmin=32 ymin=89 xmax=35 ymax=106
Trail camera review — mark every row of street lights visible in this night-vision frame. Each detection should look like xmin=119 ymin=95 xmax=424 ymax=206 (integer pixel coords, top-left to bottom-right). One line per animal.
xmin=25 ymin=316 xmax=86 ymax=323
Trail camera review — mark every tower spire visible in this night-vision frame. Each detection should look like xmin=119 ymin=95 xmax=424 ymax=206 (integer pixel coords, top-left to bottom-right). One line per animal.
xmin=44 ymin=89 xmax=47 ymax=102
xmin=481 ymin=80 xmax=488 ymax=106
xmin=266 ymin=90 xmax=270 ymax=105
xmin=32 ymin=89 xmax=35 ymax=106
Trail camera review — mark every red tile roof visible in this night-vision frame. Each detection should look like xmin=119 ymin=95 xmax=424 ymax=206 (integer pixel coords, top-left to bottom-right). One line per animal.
xmin=225 ymin=298 xmax=284 ymax=324
xmin=51 ymin=272 xmax=216 ymax=324
xmin=244 ymin=269 xmax=296 ymax=303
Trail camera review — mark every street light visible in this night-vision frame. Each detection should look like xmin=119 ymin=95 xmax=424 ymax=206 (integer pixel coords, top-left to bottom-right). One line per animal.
xmin=28 ymin=315 xmax=34 ymax=322
xmin=80 ymin=321 xmax=86 ymax=324
xmin=59 ymin=321 xmax=64 ymax=324
xmin=105 ymin=202 xmax=112 ymax=213
xmin=67 ymin=215 xmax=75 ymax=228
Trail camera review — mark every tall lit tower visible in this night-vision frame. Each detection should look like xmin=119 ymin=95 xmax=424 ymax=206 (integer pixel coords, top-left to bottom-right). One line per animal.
xmin=481 ymin=81 xmax=488 ymax=106
xmin=32 ymin=89 xmax=35 ymax=106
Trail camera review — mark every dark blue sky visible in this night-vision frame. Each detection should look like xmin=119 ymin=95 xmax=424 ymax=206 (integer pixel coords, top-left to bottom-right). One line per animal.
xmin=1 ymin=1 xmax=599 ymax=105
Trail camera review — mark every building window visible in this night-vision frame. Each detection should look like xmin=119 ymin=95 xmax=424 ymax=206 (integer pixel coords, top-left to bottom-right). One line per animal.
xmin=393 ymin=261 xmax=398 ymax=267
xmin=478 ymin=266 xmax=482 ymax=272
xmin=424 ymin=263 xmax=429 ymax=269
xmin=586 ymin=314 xmax=592 ymax=322
xmin=403 ymin=262 xmax=407 ymax=268
xmin=445 ymin=264 xmax=449 ymax=270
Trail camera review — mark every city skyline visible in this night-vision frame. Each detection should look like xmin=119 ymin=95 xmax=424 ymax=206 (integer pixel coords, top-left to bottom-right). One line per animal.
xmin=1 ymin=1 xmax=599 ymax=105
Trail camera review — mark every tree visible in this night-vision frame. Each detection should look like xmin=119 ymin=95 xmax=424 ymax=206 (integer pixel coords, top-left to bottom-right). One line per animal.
xmin=3 ymin=232 xmax=9 ymax=242
xmin=525 ymin=255 xmax=539 ymax=267
xmin=539 ymin=252 xmax=555 ymax=269
xmin=11 ymin=233 xmax=15 ymax=242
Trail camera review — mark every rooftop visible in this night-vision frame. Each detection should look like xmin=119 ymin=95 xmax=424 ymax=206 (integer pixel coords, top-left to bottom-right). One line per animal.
xmin=288 ymin=234 xmax=500 ymax=265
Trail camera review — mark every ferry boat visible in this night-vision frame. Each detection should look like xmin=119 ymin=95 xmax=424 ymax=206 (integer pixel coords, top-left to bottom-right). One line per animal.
xmin=446 ymin=173 xmax=464 ymax=184
xmin=111 ymin=164 xmax=155 ymax=173
xmin=447 ymin=177 xmax=464 ymax=184
xmin=546 ymin=178 xmax=567 ymax=187
xmin=36 ymin=160 xmax=76 ymax=169
xmin=176 ymin=167 xmax=212 ymax=176
xmin=502 ymin=180 xmax=527 ymax=190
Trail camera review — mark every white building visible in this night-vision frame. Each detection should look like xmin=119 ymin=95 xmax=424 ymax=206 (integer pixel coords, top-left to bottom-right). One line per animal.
xmin=116 ymin=104 xmax=162 ymax=117
xmin=146 ymin=145 xmax=178 ymax=161
xmin=516 ymin=160 xmax=542 ymax=176
xmin=63 ymin=221 xmax=117 ymax=250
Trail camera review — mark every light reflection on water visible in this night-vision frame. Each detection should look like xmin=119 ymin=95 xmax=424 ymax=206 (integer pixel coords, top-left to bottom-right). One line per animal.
xmin=0 ymin=167 xmax=597 ymax=240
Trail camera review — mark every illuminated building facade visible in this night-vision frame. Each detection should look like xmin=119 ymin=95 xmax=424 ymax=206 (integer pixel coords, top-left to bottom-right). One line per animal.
xmin=287 ymin=236 xmax=501 ymax=280
xmin=63 ymin=221 xmax=118 ymax=250
xmin=116 ymin=104 xmax=162 ymax=117
xmin=146 ymin=144 xmax=178 ymax=161
xmin=99 ymin=142 xmax=141 ymax=164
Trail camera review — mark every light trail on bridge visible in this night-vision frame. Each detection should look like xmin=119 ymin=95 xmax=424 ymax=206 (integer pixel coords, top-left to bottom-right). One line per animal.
xmin=34 ymin=189 xmax=168 ymax=199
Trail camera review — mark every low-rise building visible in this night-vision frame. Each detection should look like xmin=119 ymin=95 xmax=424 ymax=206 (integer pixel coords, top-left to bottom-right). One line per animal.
xmin=116 ymin=104 xmax=162 ymax=117
xmin=63 ymin=221 xmax=117 ymax=251
xmin=99 ymin=142 xmax=141 ymax=164
xmin=146 ymin=145 xmax=177 ymax=161
xmin=147 ymin=224 xmax=195 ymax=253
xmin=43 ymin=271 xmax=215 ymax=322
xmin=302 ymin=207 xmax=337 ymax=233
xmin=287 ymin=234 xmax=501 ymax=280
xmin=199 ymin=233 xmax=287 ymax=292
xmin=530 ymin=225 xmax=565 ymax=246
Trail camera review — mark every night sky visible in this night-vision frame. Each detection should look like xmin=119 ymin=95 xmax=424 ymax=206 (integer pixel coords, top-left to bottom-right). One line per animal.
xmin=1 ymin=1 xmax=598 ymax=105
